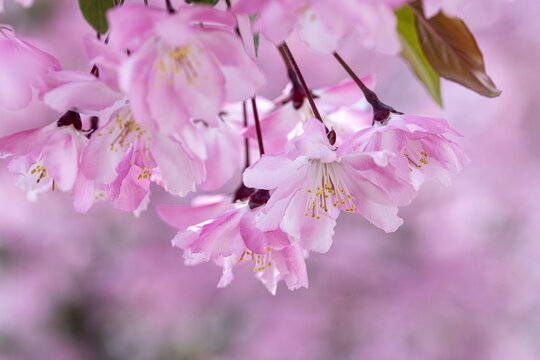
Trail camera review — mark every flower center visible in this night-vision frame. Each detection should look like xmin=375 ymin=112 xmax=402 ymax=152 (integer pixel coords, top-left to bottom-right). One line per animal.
xmin=97 ymin=108 xmax=154 ymax=180
xmin=24 ymin=158 xmax=55 ymax=192
xmin=306 ymin=161 xmax=355 ymax=219
xmin=404 ymin=146 xmax=429 ymax=172
xmin=29 ymin=162 xmax=48 ymax=184
xmin=156 ymin=45 xmax=211 ymax=88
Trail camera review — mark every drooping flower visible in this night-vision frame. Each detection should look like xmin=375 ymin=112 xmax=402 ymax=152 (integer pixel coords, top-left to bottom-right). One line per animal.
xmin=0 ymin=25 xmax=61 ymax=110
xmin=345 ymin=114 xmax=469 ymax=190
xmin=107 ymin=4 xmax=265 ymax=134
xmin=243 ymin=119 xmax=417 ymax=253
xmin=0 ymin=114 xmax=87 ymax=201
xmin=44 ymin=64 xmax=239 ymax=215
xmin=158 ymin=195 xmax=308 ymax=294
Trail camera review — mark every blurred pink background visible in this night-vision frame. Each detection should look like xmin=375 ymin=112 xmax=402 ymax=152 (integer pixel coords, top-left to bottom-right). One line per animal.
xmin=1 ymin=0 xmax=540 ymax=359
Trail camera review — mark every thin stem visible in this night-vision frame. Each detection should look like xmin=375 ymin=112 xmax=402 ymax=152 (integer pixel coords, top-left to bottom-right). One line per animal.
xmin=144 ymin=0 xmax=148 ymax=5
xmin=251 ymin=97 xmax=265 ymax=156
xmin=225 ymin=0 xmax=231 ymax=9
xmin=165 ymin=0 xmax=175 ymax=13
xmin=333 ymin=51 xmax=402 ymax=124
xmin=279 ymin=42 xmax=325 ymax=127
xmin=242 ymin=100 xmax=250 ymax=168
xmin=278 ymin=44 xmax=306 ymax=110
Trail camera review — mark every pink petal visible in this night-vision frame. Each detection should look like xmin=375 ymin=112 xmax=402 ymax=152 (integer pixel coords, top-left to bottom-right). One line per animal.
xmin=243 ymin=154 xmax=300 ymax=190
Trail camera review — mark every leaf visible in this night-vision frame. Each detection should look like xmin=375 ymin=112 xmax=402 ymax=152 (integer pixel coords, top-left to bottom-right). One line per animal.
xmin=410 ymin=1 xmax=501 ymax=98
xmin=78 ymin=0 xmax=115 ymax=34
xmin=396 ymin=5 xmax=442 ymax=106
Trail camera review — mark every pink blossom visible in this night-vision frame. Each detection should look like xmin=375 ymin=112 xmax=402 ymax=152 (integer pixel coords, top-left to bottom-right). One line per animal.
xmin=159 ymin=196 xmax=308 ymax=294
xmin=0 ymin=26 xmax=60 ymax=110
xmin=244 ymin=119 xmax=416 ymax=253
xmin=82 ymin=104 xmax=205 ymax=198
xmin=347 ymin=114 xmax=470 ymax=190
xmin=233 ymin=0 xmax=407 ymax=54
xmin=107 ymin=4 xmax=265 ymax=134
xmin=0 ymin=118 xmax=87 ymax=201
xmin=45 ymin=68 xmax=239 ymax=214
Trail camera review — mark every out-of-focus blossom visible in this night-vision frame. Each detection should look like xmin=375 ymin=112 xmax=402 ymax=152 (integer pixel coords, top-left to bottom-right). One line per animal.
xmin=423 ymin=0 xmax=468 ymax=18
xmin=107 ymin=4 xmax=265 ymax=134
xmin=348 ymin=114 xmax=469 ymax=190
xmin=0 ymin=25 xmax=60 ymax=110
xmin=233 ymin=0 xmax=407 ymax=54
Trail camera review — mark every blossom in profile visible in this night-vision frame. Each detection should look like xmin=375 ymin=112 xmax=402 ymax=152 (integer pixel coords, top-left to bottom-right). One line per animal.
xmin=158 ymin=196 xmax=308 ymax=294
xmin=0 ymin=112 xmax=87 ymax=201
xmin=244 ymin=119 xmax=416 ymax=254
xmin=0 ymin=25 xmax=60 ymax=110
xmin=346 ymin=114 xmax=469 ymax=190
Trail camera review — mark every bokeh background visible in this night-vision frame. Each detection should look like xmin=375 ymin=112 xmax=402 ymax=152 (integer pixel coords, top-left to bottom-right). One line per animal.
xmin=1 ymin=0 xmax=540 ymax=359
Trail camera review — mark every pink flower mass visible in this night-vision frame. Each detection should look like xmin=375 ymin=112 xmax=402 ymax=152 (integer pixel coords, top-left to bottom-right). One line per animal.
xmin=1 ymin=0 xmax=540 ymax=358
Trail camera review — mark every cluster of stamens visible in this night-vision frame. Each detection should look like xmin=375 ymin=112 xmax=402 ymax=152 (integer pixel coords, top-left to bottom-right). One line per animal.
xmin=306 ymin=161 xmax=355 ymax=219
xmin=97 ymin=109 xmax=154 ymax=181
xmin=94 ymin=191 xmax=106 ymax=201
xmin=30 ymin=164 xmax=47 ymax=184
xmin=404 ymin=147 xmax=429 ymax=171
xmin=156 ymin=45 xmax=211 ymax=88
xmin=137 ymin=167 xmax=152 ymax=180
xmin=238 ymin=247 xmax=272 ymax=272
xmin=98 ymin=112 xmax=151 ymax=154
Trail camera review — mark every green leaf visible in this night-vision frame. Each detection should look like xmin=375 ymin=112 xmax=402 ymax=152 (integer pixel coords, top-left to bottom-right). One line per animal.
xmin=396 ymin=5 xmax=442 ymax=107
xmin=185 ymin=0 xmax=220 ymax=5
xmin=410 ymin=1 xmax=501 ymax=98
xmin=78 ymin=0 xmax=115 ymax=34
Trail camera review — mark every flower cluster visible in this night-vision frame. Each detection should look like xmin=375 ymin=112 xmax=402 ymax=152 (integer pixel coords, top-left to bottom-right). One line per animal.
xmin=0 ymin=0 xmax=469 ymax=293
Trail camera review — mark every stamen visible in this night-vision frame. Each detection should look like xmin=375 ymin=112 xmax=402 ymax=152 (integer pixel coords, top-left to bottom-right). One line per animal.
xmin=238 ymin=247 xmax=273 ymax=272
xmin=306 ymin=161 xmax=355 ymax=219
xmin=157 ymin=45 xmax=209 ymax=88
xmin=404 ymin=146 xmax=429 ymax=171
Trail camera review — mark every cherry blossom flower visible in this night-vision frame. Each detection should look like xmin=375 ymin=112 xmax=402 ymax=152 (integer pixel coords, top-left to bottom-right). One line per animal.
xmin=233 ymin=0 xmax=408 ymax=54
xmin=159 ymin=196 xmax=308 ymax=294
xmin=244 ymin=119 xmax=417 ymax=253
xmin=107 ymin=4 xmax=265 ymax=134
xmin=346 ymin=114 xmax=470 ymax=190
xmin=0 ymin=25 xmax=60 ymax=110
xmin=0 ymin=114 xmax=87 ymax=201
